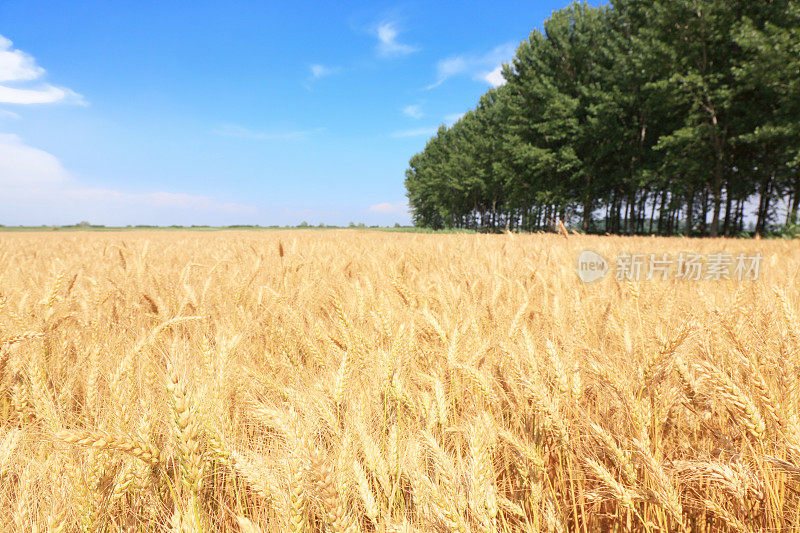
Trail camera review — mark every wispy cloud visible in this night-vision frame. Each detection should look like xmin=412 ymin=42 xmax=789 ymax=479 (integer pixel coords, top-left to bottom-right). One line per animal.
xmin=375 ymin=21 xmax=418 ymax=58
xmin=392 ymin=113 xmax=464 ymax=138
xmin=215 ymin=124 xmax=325 ymax=141
xmin=0 ymin=34 xmax=85 ymax=105
xmin=427 ymin=42 xmax=516 ymax=89
xmin=391 ymin=126 xmax=438 ymax=138
xmin=309 ymin=64 xmax=338 ymax=80
xmin=369 ymin=200 xmax=408 ymax=214
xmin=444 ymin=112 xmax=465 ymax=125
xmin=427 ymin=57 xmax=467 ymax=89
xmin=0 ymin=132 xmax=69 ymax=187
xmin=65 ymin=189 xmax=256 ymax=215
xmin=0 ymin=109 xmax=20 ymax=119
xmin=0 ymin=34 xmax=43 ymax=82
xmin=0 ymin=84 xmax=84 ymax=105
xmin=402 ymin=104 xmax=423 ymax=119
xmin=484 ymin=66 xmax=505 ymax=87
xmin=0 ymin=133 xmax=256 ymax=221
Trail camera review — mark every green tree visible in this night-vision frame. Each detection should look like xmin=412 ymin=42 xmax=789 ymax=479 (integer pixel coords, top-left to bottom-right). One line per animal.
xmin=405 ymin=0 xmax=798 ymax=237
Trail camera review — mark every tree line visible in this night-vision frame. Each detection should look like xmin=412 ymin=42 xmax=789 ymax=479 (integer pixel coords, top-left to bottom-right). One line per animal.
xmin=404 ymin=0 xmax=799 ymax=236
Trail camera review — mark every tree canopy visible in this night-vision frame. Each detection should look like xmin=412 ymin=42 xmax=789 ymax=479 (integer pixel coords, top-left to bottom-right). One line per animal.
xmin=405 ymin=0 xmax=799 ymax=235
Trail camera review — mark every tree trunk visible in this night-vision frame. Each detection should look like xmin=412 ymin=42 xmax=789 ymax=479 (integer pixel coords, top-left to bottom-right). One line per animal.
xmin=756 ymin=176 xmax=773 ymax=236
xmin=737 ymin=198 xmax=745 ymax=234
xmin=648 ymin=190 xmax=659 ymax=234
xmin=755 ymin=178 xmax=767 ymax=235
xmin=710 ymin=170 xmax=722 ymax=237
xmin=723 ymin=185 xmax=733 ymax=237
xmin=582 ymin=196 xmax=592 ymax=232
xmin=700 ymin=188 xmax=709 ymax=236
xmin=641 ymin=192 xmax=649 ymax=233
xmin=790 ymin=176 xmax=800 ymax=226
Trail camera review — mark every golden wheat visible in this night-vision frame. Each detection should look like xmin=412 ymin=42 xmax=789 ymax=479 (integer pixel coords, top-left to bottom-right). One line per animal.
xmin=0 ymin=230 xmax=797 ymax=531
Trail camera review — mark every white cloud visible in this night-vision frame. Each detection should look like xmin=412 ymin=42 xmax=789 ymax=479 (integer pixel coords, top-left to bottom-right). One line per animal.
xmin=215 ymin=124 xmax=324 ymax=141
xmin=0 ymin=133 xmax=69 ymax=187
xmin=391 ymin=126 xmax=438 ymax=138
xmin=0 ymin=34 xmax=84 ymax=105
xmin=369 ymin=201 xmax=408 ymax=214
xmin=375 ymin=22 xmax=418 ymax=58
xmin=0 ymin=34 xmax=44 ymax=82
xmin=484 ymin=66 xmax=505 ymax=87
xmin=0 ymin=109 xmax=20 ymax=119
xmin=444 ymin=112 xmax=465 ymax=125
xmin=0 ymin=84 xmax=85 ymax=105
xmin=426 ymin=57 xmax=468 ymax=89
xmin=428 ymin=42 xmax=516 ymax=89
xmin=403 ymin=104 xmax=423 ymax=119
xmin=0 ymin=134 xmax=256 ymax=223
xmin=309 ymin=64 xmax=338 ymax=80
xmin=64 ymin=189 xmax=256 ymax=215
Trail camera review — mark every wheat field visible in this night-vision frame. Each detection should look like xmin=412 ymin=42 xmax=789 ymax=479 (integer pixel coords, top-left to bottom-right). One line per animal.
xmin=1 ymin=230 xmax=799 ymax=532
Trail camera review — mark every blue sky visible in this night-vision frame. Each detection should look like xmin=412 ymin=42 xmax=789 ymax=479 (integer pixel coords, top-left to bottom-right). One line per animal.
xmin=0 ymin=1 xmax=566 ymax=226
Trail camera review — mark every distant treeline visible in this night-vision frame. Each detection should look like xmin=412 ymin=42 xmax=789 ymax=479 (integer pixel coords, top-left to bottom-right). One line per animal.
xmin=405 ymin=1 xmax=799 ymax=236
